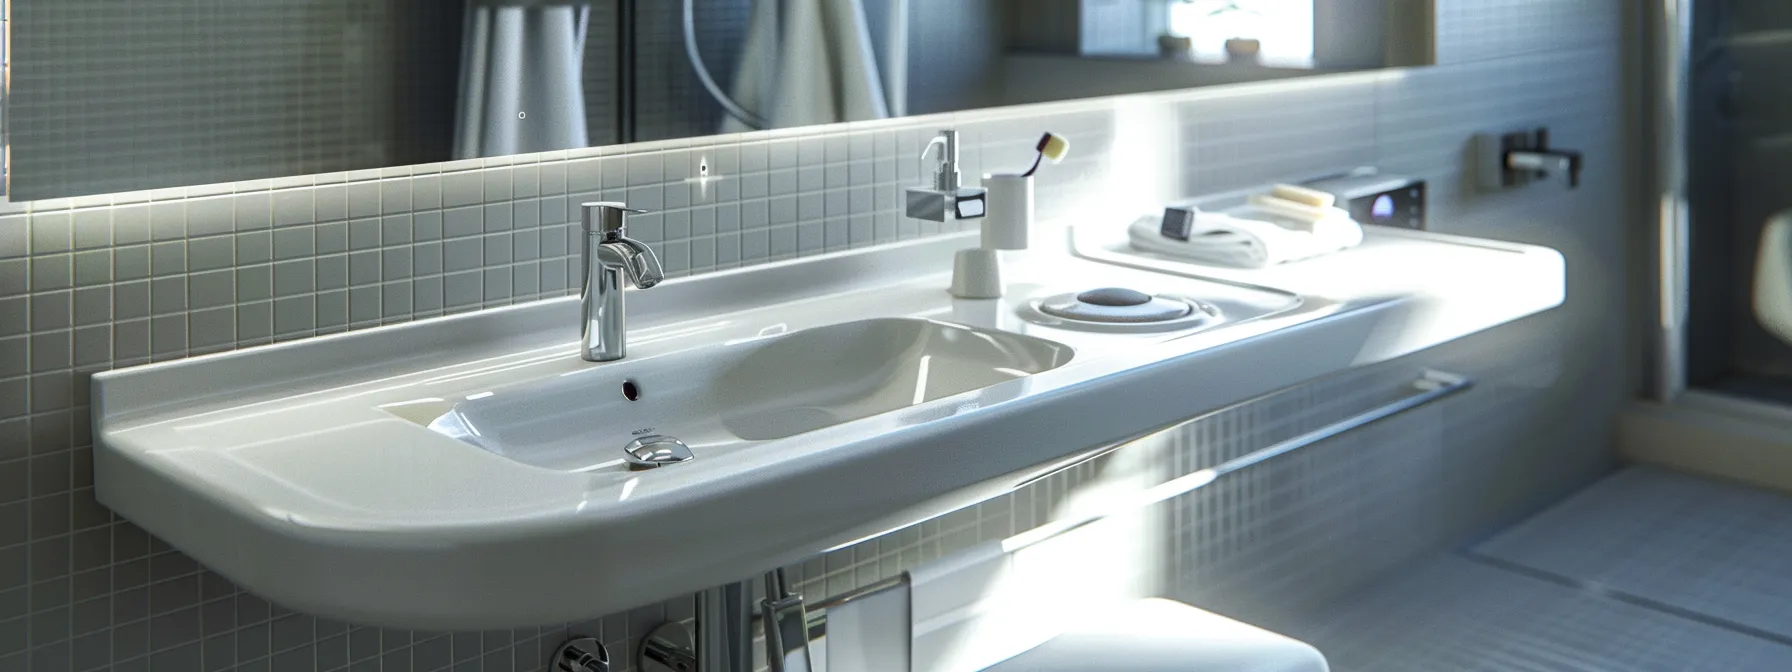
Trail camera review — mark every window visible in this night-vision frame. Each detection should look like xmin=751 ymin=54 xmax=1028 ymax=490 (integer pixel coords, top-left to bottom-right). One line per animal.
xmin=1166 ymin=0 xmax=1315 ymax=66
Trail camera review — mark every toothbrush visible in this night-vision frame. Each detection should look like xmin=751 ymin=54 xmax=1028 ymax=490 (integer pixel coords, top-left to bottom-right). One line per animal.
xmin=1021 ymin=132 xmax=1070 ymax=177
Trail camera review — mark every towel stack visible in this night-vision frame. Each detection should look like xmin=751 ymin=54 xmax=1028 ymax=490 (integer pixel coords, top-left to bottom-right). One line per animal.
xmin=1129 ymin=183 xmax=1364 ymax=268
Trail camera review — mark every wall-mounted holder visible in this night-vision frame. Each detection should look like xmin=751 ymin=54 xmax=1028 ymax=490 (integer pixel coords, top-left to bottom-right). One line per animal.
xmin=906 ymin=129 xmax=989 ymax=222
xmin=1475 ymin=127 xmax=1583 ymax=191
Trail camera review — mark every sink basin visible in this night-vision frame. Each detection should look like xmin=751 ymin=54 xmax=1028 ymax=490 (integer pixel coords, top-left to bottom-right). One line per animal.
xmin=420 ymin=318 xmax=1074 ymax=471
xmin=89 ymin=230 xmax=1564 ymax=629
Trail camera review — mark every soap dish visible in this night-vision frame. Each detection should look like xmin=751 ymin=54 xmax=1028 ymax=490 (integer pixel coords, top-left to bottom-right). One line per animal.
xmin=1019 ymin=288 xmax=1220 ymax=333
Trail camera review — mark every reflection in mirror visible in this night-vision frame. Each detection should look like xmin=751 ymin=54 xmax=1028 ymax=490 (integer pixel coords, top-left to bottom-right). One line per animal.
xmin=7 ymin=0 xmax=1430 ymax=200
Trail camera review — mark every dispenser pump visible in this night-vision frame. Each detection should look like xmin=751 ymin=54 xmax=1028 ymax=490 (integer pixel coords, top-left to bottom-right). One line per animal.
xmin=922 ymin=130 xmax=962 ymax=191
xmin=905 ymin=129 xmax=988 ymax=222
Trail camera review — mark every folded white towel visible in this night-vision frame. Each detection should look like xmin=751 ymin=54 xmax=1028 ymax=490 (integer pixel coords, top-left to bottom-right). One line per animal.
xmin=1127 ymin=203 xmax=1363 ymax=268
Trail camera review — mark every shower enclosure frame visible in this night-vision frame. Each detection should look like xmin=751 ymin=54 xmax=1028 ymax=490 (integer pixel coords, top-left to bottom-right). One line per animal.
xmin=1644 ymin=0 xmax=1691 ymax=405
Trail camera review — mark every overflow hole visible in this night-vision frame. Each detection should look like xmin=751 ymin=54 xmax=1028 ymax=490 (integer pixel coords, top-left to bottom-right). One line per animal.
xmin=622 ymin=380 xmax=641 ymax=401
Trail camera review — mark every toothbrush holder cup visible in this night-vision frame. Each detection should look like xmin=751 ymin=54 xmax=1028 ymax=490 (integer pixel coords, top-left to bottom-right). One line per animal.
xmin=950 ymin=173 xmax=1033 ymax=300
xmin=981 ymin=173 xmax=1033 ymax=251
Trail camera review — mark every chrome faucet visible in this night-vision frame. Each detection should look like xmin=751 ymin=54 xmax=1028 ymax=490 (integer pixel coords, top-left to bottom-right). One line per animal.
xmin=580 ymin=202 xmax=663 ymax=362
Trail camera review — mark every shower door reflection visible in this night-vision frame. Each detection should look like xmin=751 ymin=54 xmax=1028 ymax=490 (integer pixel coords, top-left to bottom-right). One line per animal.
xmin=1687 ymin=3 xmax=1792 ymax=403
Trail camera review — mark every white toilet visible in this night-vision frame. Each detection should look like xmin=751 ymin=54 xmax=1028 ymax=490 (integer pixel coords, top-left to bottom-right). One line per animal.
xmin=982 ymin=598 xmax=1329 ymax=672
xmin=815 ymin=541 xmax=1329 ymax=672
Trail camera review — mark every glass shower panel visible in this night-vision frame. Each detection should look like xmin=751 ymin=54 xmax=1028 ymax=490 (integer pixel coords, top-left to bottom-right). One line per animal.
xmin=1687 ymin=3 xmax=1792 ymax=402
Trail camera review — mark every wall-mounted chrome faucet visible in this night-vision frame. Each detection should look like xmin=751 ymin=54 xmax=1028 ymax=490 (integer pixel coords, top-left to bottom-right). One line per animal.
xmin=581 ymin=202 xmax=664 ymax=362
xmin=905 ymin=129 xmax=988 ymax=222
xmin=1502 ymin=127 xmax=1583 ymax=189
xmin=1476 ymin=126 xmax=1584 ymax=191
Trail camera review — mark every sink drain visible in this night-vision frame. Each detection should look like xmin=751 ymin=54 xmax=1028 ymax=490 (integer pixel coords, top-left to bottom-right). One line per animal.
xmin=1037 ymin=287 xmax=1195 ymax=324
xmin=1020 ymin=288 xmax=1220 ymax=333
xmin=623 ymin=435 xmax=693 ymax=470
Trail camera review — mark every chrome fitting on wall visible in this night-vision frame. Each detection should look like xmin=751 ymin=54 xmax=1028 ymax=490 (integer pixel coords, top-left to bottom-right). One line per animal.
xmin=551 ymin=637 xmax=611 ymax=672
xmin=1475 ymin=126 xmax=1584 ymax=191
xmin=641 ymin=622 xmax=699 ymax=672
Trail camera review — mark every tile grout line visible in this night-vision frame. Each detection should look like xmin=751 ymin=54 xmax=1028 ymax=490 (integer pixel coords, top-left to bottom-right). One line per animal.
xmin=1456 ymin=550 xmax=1792 ymax=651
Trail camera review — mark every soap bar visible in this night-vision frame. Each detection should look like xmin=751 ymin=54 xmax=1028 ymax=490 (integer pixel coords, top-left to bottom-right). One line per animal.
xmin=1247 ymin=194 xmax=1341 ymax=231
xmin=1271 ymin=183 xmax=1337 ymax=208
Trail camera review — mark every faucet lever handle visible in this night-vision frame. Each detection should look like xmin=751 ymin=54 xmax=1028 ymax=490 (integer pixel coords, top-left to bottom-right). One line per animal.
xmin=582 ymin=202 xmax=650 ymax=236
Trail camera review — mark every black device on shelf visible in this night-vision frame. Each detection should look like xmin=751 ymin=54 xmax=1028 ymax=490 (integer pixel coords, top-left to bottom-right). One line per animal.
xmin=1304 ymin=174 xmax=1428 ymax=231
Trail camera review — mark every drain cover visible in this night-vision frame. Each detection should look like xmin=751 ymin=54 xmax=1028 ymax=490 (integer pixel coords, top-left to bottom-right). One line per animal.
xmin=624 ymin=435 xmax=693 ymax=470
xmin=1075 ymin=287 xmax=1153 ymax=307
xmin=1038 ymin=290 xmax=1194 ymax=324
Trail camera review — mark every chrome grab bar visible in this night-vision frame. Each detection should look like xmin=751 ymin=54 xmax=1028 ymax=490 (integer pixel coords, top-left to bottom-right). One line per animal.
xmin=797 ymin=370 xmax=1472 ymax=634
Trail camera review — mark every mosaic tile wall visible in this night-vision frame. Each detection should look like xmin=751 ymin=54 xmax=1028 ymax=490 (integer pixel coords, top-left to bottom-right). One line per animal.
xmin=8 ymin=0 xmax=1003 ymax=200
xmin=0 ymin=1 xmax=1634 ymax=670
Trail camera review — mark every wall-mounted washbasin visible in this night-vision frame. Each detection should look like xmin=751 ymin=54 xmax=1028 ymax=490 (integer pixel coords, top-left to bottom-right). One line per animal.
xmin=91 ymin=229 xmax=1563 ymax=629
xmin=416 ymin=318 xmax=1074 ymax=472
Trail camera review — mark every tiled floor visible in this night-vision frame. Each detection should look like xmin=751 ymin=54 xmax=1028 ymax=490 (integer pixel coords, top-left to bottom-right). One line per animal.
xmin=1478 ymin=467 xmax=1792 ymax=642
xmin=1274 ymin=467 xmax=1792 ymax=671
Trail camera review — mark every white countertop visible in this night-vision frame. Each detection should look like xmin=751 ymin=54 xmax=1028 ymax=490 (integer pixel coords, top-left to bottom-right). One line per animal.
xmin=92 ymin=227 xmax=1563 ymax=628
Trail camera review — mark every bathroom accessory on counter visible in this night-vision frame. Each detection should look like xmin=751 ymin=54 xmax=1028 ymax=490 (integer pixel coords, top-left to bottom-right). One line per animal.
xmin=1019 ymin=132 xmax=1069 ymax=178
xmin=1040 ymin=287 xmax=1190 ymax=323
xmin=1303 ymin=172 xmax=1428 ymax=230
xmin=581 ymin=202 xmax=664 ymax=362
xmin=1131 ymin=183 xmax=1363 ymax=268
xmin=906 ymin=129 xmax=988 ymax=222
xmin=1263 ymin=182 xmax=1336 ymax=208
xmin=1020 ymin=287 xmax=1221 ymax=333
xmin=950 ymin=131 xmax=1066 ymax=298
xmin=951 ymin=173 xmax=1031 ymax=298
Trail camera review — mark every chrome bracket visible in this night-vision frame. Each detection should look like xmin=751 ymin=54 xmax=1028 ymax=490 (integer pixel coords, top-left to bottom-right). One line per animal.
xmin=551 ymin=637 xmax=611 ymax=672
xmin=762 ymin=568 xmax=815 ymax=672
xmin=640 ymin=622 xmax=699 ymax=672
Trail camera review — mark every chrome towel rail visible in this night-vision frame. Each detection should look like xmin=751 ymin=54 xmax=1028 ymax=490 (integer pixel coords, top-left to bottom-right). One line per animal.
xmin=800 ymin=370 xmax=1472 ymax=629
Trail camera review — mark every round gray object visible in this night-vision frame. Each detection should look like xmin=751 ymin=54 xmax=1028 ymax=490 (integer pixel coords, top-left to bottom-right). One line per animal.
xmin=1075 ymin=287 xmax=1153 ymax=307
xmin=1038 ymin=291 xmax=1193 ymax=323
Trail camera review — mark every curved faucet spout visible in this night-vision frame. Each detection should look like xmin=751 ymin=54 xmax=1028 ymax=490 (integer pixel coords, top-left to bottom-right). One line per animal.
xmin=600 ymin=238 xmax=664 ymax=289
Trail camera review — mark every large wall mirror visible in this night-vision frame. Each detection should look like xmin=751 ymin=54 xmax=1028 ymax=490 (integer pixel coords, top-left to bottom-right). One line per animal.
xmin=7 ymin=0 xmax=1432 ymax=200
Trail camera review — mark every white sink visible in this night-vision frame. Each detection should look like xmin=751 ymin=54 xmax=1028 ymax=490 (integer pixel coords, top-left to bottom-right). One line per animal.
xmin=419 ymin=318 xmax=1074 ymax=471
xmin=91 ymin=229 xmax=1563 ymax=629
